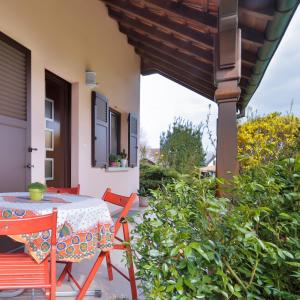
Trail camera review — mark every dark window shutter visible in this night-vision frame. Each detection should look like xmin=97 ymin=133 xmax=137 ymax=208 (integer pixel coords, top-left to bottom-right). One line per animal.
xmin=92 ymin=91 xmax=109 ymax=168
xmin=0 ymin=37 xmax=27 ymax=121
xmin=128 ymin=113 xmax=138 ymax=167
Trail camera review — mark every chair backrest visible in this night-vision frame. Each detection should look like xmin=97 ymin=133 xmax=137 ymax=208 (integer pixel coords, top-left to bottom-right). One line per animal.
xmin=0 ymin=209 xmax=57 ymax=246
xmin=47 ymin=184 xmax=80 ymax=195
xmin=102 ymin=188 xmax=137 ymax=235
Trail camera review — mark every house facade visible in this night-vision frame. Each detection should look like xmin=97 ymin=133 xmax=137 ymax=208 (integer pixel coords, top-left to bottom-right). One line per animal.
xmin=0 ymin=0 xmax=140 ymax=197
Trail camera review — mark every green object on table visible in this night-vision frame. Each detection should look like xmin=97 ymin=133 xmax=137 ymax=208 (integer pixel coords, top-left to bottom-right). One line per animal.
xmin=28 ymin=189 xmax=44 ymax=201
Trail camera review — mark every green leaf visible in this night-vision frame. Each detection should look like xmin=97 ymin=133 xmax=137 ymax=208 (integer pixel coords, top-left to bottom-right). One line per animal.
xmin=149 ymin=249 xmax=161 ymax=257
xmin=176 ymin=277 xmax=184 ymax=294
xmin=184 ymin=246 xmax=193 ymax=258
xmin=190 ymin=243 xmax=210 ymax=261
xmin=162 ymin=263 xmax=169 ymax=273
xmin=143 ymin=264 xmax=152 ymax=270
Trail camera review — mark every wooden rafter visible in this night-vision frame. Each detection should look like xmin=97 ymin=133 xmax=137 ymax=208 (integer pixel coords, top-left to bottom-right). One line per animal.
xmin=141 ymin=58 xmax=214 ymax=93
xmin=142 ymin=0 xmax=217 ymax=28
xmin=104 ymin=0 xmax=214 ymax=49
xmin=105 ymin=0 xmax=265 ymax=47
xmin=136 ymin=48 xmax=214 ymax=87
xmin=240 ymin=25 xmax=265 ymax=47
xmin=136 ymin=47 xmax=213 ymax=85
xmin=142 ymin=59 xmax=214 ymax=99
xmin=120 ymin=26 xmax=213 ymax=73
xmin=109 ymin=10 xmax=213 ymax=62
xmin=133 ymin=38 xmax=250 ymax=87
xmin=100 ymin=0 xmax=290 ymax=108
xmin=119 ymin=25 xmax=212 ymax=63
xmin=127 ymin=37 xmax=213 ymax=74
xmin=239 ymin=0 xmax=275 ymax=21
xmin=106 ymin=5 xmax=258 ymax=65
xmin=122 ymin=26 xmax=252 ymax=80
xmin=142 ymin=58 xmax=214 ymax=92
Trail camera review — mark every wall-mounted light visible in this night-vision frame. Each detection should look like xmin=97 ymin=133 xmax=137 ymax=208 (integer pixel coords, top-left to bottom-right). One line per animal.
xmin=85 ymin=71 xmax=98 ymax=89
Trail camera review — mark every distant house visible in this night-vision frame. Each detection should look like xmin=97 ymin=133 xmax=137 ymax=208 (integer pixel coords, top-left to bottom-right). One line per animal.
xmin=201 ymin=152 xmax=216 ymax=177
xmin=146 ymin=148 xmax=161 ymax=164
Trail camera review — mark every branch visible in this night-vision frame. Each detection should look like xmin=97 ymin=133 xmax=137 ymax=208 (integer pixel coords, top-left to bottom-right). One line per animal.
xmin=223 ymin=258 xmax=248 ymax=292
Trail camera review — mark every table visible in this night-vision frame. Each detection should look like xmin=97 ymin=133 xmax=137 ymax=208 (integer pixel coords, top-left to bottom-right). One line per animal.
xmin=0 ymin=192 xmax=114 ymax=263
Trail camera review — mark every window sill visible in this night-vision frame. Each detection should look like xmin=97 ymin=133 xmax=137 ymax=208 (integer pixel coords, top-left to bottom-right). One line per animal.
xmin=105 ymin=167 xmax=130 ymax=172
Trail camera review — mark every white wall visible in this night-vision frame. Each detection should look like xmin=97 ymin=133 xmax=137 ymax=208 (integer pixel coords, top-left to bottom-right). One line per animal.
xmin=0 ymin=0 xmax=140 ymax=197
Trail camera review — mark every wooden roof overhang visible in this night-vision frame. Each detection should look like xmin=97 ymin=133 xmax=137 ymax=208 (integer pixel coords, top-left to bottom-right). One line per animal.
xmin=102 ymin=0 xmax=299 ymax=114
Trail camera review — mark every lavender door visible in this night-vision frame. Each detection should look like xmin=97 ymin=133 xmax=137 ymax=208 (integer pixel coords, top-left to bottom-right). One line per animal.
xmin=0 ymin=32 xmax=31 ymax=252
xmin=0 ymin=32 xmax=30 ymax=193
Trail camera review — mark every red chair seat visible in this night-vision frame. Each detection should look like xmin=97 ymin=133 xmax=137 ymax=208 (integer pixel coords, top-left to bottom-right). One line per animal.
xmin=0 ymin=253 xmax=50 ymax=289
xmin=0 ymin=210 xmax=57 ymax=299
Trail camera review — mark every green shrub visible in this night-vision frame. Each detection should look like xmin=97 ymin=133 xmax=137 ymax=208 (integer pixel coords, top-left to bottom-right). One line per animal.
xmin=133 ymin=157 xmax=300 ymax=299
xmin=238 ymin=113 xmax=300 ymax=170
xmin=139 ymin=162 xmax=180 ymax=197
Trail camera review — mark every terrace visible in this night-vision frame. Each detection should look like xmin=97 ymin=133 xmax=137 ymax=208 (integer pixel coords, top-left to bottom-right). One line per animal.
xmin=0 ymin=0 xmax=298 ymax=299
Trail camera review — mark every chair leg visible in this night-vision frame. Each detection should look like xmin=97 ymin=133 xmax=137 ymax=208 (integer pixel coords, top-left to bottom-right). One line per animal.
xmin=105 ymin=251 xmax=113 ymax=280
xmin=76 ymin=253 xmax=105 ymax=300
xmin=51 ymin=285 xmax=56 ymax=300
xmin=45 ymin=289 xmax=50 ymax=300
xmin=57 ymin=262 xmax=71 ymax=286
xmin=67 ymin=263 xmax=73 ymax=282
xmin=123 ymin=222 xmax=138 ymax=300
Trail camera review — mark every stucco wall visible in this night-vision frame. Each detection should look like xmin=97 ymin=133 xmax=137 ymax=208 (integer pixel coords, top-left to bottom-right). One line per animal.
xmin=0 ymin=0 xmax=140 ymax=197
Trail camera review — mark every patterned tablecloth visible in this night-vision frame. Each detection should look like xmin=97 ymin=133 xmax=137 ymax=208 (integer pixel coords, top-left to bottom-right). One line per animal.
xmin=0 ymin=192 xmax=114 ymax=264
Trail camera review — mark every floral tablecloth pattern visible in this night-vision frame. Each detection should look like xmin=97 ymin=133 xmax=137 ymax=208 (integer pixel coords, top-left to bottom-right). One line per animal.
xmin=0 ymin=193 xmax=114 ymax=263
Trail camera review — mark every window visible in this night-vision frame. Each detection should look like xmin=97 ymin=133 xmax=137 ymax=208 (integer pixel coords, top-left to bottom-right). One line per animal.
xmin=91 ymin=91 xmax=138 ymax=168
xmin=109 ymin=109 xmax=121 ymax=155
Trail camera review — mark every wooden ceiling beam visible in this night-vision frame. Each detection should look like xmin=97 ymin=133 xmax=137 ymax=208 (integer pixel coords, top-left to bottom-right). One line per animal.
xmin=143 ymin=0 xmax=217 ymax=28
xmin=105 ymin=3 xmax=258 ymax=65
xmin=119 ymin=23 xmax=213 ymax=64
xmin=110 ymin=10 xmax=213 ymax=62
xmin=242 ymin=49 xmax=257 ymax=65
xmin=240 ymin=78 xmax=249 ymax=89
xmin=105 ymin=0 xmax=264 ymax=46
xmin=119 ymin=24 xmax=213 ymax=67
xmin=135 ymin=47 xmax=214 ymax=86
xmin=239 ymin=0 xmax=275 ymax=21
xmin=142 ymin=60 xmax=214 ymax=99
xmin=127 ymin=36 xmax=213 ymax=74
xmin=240 ymin=25 xmax=265 ymax=47
xmin=141 ymin=56 xmax=215 ymax=91
xmin=134 ymin=40 xmax=249 ymax=89
xmin=141 ymin=57 xmax=215 ymax=96
xmin=104 ymin=0 xmax=214 ymax=48
xmin=123 ymin=27 xmax=252 ymax=79
xmin=133 ymin=43 xmax=212 ymax=82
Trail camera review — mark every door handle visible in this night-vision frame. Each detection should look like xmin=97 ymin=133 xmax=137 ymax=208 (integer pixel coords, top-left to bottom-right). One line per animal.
xmin=28 ymin=147 xmax=38 ymax=152
xmin=26 ymin=164 xmax=34 ymax=169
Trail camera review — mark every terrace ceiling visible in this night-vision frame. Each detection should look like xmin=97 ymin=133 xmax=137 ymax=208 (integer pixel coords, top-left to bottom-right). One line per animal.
xmin=102 ymin=0 xmax=299 ymax=112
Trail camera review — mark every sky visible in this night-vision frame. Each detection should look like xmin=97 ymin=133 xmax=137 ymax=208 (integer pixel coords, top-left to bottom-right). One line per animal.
xmin=140 ymin=7 xmax=300 ymax=154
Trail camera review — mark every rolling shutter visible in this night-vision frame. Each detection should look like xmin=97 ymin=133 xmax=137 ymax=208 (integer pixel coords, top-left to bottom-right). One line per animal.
xmin=92 ymin=91 xmax=109 ymax=168
xmin=128 ymin=113 xmax=138 ymax=167
xmin=0 ymin=37 xmax=27 ymax=121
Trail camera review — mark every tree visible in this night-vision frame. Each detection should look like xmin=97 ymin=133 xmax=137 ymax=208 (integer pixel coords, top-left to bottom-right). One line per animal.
xmin=160 ymin=118 xmax=205 ymax=174
xmin=238 ymin=112 xmax=300 ymax=170
xmin=139 ymin=127 xmax=150 ymax=161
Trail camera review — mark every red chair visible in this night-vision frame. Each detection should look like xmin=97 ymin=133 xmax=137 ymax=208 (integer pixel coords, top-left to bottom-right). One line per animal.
xmin=58 ymin=188 xmax=138 ymax=300
xmin=0 ymin=209 xmax=57 ymax=300
xmin=47 ymin=184 xmax=80 ymax=195
xmin=47 ymin=184 xmax=80 ymax=283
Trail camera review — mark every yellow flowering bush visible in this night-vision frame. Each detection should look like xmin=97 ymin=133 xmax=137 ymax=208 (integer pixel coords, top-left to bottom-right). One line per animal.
xmin=238 ymin=113 xmax=299 ymax=169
